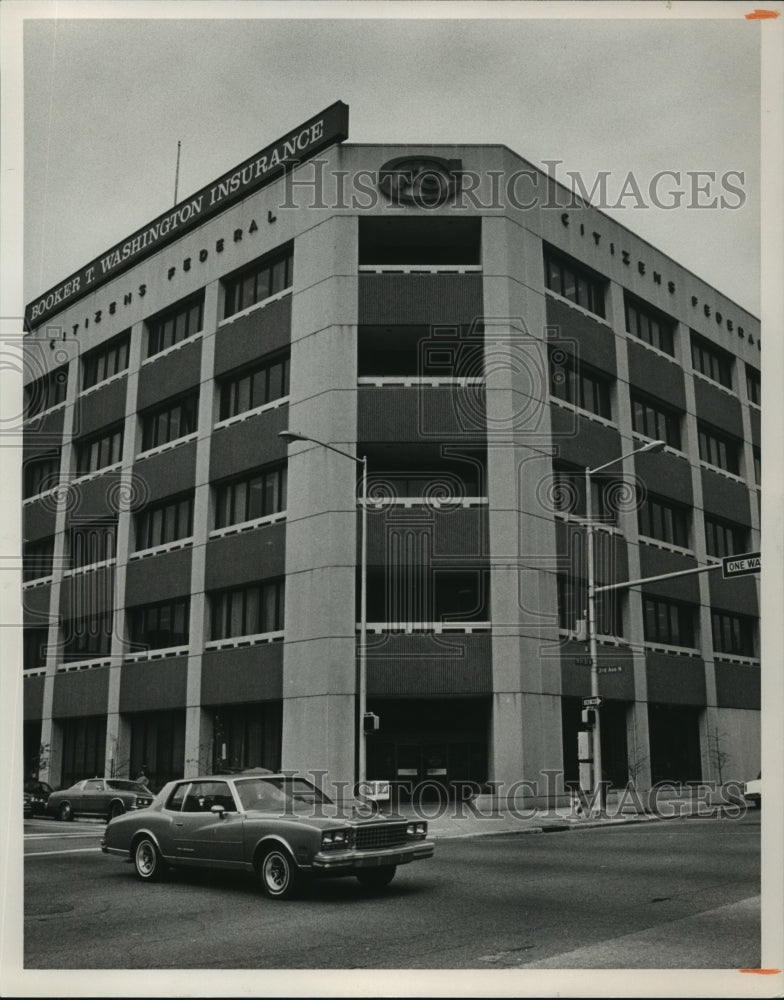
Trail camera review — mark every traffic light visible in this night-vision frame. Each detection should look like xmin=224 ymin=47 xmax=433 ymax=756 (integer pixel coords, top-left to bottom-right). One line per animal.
xmin=581 ymin=707 xmax=597 ymax=728
xmin=363 ymin=712 xmax=380 ymax=734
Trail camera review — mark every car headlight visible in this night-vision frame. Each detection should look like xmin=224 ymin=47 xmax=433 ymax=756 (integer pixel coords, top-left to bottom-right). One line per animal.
xmin=406 ymin=821 xmax=427 ymax=838
xmin=321 ymin=828 xmax=352 ymax=850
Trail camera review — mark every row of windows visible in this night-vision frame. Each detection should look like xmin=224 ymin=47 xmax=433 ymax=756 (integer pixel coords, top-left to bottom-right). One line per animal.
xmin=223 ymin=248 xmax=293 ymax=319
xmin=83 ymin=332 xmax=131 ymax=390
xmin=557 ymin=584 xmax=756 ymax=656
xmin=22 ymin=465 xmax=288 ymax=576
xmin=625 ymin=297 xmax=675 ymax=356
xmin=549 ymin=352 xmax=754 ymax=479
xmin=24 ymin=366 xmax=68 ymax=418
xmin=141 ymin=393 xmax=199 ymax=453
xmin=22 ymin=587 xmax=756 ymax=667
xmin=552 ymin=465 xmax=751 ymax=552
xmin=544 ymin=251 xmax=606 ymax=318
xmin=218 ymin=354 xmax=289 ymax=422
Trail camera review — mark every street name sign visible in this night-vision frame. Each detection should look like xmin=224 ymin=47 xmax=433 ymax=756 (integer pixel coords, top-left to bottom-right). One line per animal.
xmin=598 ymin=666 xmax=624 ymax=675
xmin=721 ymin=552 xmax=760 ymax=578
xmin=582 ymin=696 xmax=603 ymax=708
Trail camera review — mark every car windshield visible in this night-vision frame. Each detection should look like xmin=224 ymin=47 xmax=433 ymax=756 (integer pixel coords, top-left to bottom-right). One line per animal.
xmin=106 ymin=780 xmax=148 ymax=792
xmin=235 ymin=777 xmax=332 ymax=812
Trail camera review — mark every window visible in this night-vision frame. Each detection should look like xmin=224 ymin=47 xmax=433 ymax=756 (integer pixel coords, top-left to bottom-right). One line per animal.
xmin=551 ymin=461 xmax=620 ymax=523
xmin=697 ymin=422 xmax=740 ymax=475
xmin=210 ymin=580 xmax=285 ymax=640
xmin=745 ymin=365 xmax=760 ymax=406
xmin=752 ymin=446 xmax=761 ymax=485
xmin=223 ymin=246 xmax=293 ymax=319
xmin=135 ymin=493 xmax=194 ymax=551
xmin=141 ymin=393 xmax=198 ymax=452
xmin=147 ymin=293 xmax=204 ymax=358
xmin=63 ymin=611 xmax=114 ymax=660
xmin=214 ymin=466 xmax=287 ymax=529
xmin=182 ymin=780 xmax=237 ymax=814
xmin=691 ymin=333 xmax=733 ymax=389
xmin=23 ymin=537 xmax=55 ymax=581
xmin=549 ymin=350 xmax=612 ymax=419
xmin=711 ymin=610 xmax=756 ymax=657
xmin=557 ymin=575 xmax=622 ymax=637
xmin=544 ymin=250 xmax=606 ymax=318
xmin=128 ymin=598 xmax=190 ymax=650
xmin=24 ymin=451 xmax=61 ymax=498
xmin=75 ymin=426 xmax=123 ymax=476
xmin=24 ymin=627 xmax=48 ymax=670
xmin=219 ymin=355 xmax=289 ymax=421
xmin=638 ymin=495 xmax=689 ymax=548
xmin=631 ymin=392 xmax=681 ymax=449
xmin=70 ymin=521 xmax=118 ymax=568
xmin=624 ymin=296 xmax=675 ymax=356
xmin=25 ymin=365 xmax=68 ymax=418
xmin=704 ymin=515 xmax=748 ymax=559
xmin=82 ymin=331 xmax=130 ymax=390
xmin=643 ymin=596 xmax=696 ymax=647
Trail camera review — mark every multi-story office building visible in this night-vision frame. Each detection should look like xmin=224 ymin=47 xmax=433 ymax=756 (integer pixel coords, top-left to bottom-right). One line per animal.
xmin=22 ymin=103 xmax=760 ymax=802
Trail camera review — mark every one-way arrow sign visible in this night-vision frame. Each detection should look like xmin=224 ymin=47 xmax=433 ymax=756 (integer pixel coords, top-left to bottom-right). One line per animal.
xmin=722 ymin=552 xmax=760 ymax=578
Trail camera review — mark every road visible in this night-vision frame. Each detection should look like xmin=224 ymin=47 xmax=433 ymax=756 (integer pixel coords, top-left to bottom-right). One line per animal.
xmin=22 ymin=812 xmax=760 ymax=970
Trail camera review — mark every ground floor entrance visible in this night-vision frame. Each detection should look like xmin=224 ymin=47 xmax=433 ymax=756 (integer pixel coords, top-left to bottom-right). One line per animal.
xmin=366 ymin=697 xmax=489 ymax=801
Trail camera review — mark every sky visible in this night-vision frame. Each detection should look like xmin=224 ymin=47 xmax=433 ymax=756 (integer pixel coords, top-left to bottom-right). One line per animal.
xmin=17 ymin=4 xmax=765 ymax=316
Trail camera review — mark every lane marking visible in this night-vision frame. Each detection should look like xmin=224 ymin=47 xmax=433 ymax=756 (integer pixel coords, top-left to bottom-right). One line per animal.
xmin=25 ymin=848 xmax=103 ymax=858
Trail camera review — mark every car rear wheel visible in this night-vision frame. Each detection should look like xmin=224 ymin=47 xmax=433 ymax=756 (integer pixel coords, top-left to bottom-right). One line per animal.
xmin=58 ymin=802 xmax=73 ymax=822
xmin=259 ymin=847 xmax=299 ymax=900
xmin=133 ymin=837 xmax=164 ymax=882
xmin=107 ymin=800 xmax=124 ymax=822
xmin=356 ymin=866 xmax=396 ymax=891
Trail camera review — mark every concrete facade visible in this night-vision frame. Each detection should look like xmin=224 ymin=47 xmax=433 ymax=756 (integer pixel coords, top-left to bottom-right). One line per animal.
xmin=22 ymin=116 xmax=761 ymax=805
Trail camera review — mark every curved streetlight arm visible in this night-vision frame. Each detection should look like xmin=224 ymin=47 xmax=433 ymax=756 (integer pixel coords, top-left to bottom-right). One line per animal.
xmin=587 ymin=439 xmax=666 ymax=477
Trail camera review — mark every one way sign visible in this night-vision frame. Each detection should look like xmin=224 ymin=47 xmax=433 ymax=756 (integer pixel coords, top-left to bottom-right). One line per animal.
xmin=722 ymin=552 xmax=761 ymax=578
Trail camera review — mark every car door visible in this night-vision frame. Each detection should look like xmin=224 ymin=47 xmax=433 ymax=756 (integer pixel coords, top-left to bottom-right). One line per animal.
xmin=172 ymin=780 xmax=244 ymax=866
xmin=81 ymin=778 xmax=110 ymax=815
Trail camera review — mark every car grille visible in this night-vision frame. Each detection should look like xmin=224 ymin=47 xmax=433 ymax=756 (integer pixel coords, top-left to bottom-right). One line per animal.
xmin=355 ymin=823 xmax=408 ymax=851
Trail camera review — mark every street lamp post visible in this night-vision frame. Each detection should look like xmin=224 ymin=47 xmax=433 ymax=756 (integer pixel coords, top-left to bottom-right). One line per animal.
xmin=279 ymin=430 xmax=368 ymax=789
xmin=584 ymin=439 xmax=665 ymax=810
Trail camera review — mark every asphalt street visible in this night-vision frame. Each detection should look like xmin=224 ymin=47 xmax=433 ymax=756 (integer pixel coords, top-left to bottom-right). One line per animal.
xmin=21 ymin=811 xmax=760 ymax=971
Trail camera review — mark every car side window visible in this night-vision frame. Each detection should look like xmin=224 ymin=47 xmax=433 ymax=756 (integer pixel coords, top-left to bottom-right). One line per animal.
xmin=182 ymin=781 xmax=236 ymax=813
xmin=85 ymin=779 xmax=104 ymax=791
xmin=166 ymin=783 xmax=190 ymax=812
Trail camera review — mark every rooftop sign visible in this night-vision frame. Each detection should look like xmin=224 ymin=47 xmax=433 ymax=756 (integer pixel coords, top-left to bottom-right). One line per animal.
xmin=26 ymin=101 xmax=349 ymax=329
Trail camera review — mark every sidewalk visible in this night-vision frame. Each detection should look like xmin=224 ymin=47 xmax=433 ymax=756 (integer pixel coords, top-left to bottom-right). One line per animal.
xmin=387 ymin=788 xmax=749 ymax=840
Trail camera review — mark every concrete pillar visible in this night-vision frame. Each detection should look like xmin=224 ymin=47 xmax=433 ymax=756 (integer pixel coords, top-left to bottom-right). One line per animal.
xmin=481 ymin=216 xmax=562 ymax=803
xmin=183 ymin=281 xmax=218 ymax=778
xmin=282 ymin=216 xmax=359 ymax=799
xmin=104 ymin=317 xmax=143 ymax=778
xmin=607 ymin=279 xmax=652 ymax=792
xmin=37 ymin=338 xmax=81 ymax=788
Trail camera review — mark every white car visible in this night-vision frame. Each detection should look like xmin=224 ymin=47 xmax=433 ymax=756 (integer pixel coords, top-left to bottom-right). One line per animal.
xmin=743 ymin=773 xmax=761 ymax=809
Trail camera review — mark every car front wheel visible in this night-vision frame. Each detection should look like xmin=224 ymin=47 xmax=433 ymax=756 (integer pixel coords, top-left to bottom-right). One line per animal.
xmin=133 ymin=837 xmax=164 ymax=881
xmin=356 ymin=866 xmax=396 ymax=891
xmin=259 ymin=847 xmax=300 ymax=900
xmin=58 ymin=802 xmax=73 ymax=822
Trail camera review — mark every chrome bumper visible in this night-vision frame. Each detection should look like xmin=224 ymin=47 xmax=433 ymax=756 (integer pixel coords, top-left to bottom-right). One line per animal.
xmin=312 ymin=839 xmax=434 ymax=871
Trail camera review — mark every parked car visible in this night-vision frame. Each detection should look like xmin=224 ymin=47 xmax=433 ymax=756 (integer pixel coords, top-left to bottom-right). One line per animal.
xmin=46 ymin=778 xmax=155 ymax=822
xmin=102 ymin=773 xmax=434 ymax=899
xmin=743 ymin=772 xmax=761 ymax=809
xmin=23 ymin=780 xmax=54 ymax=816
